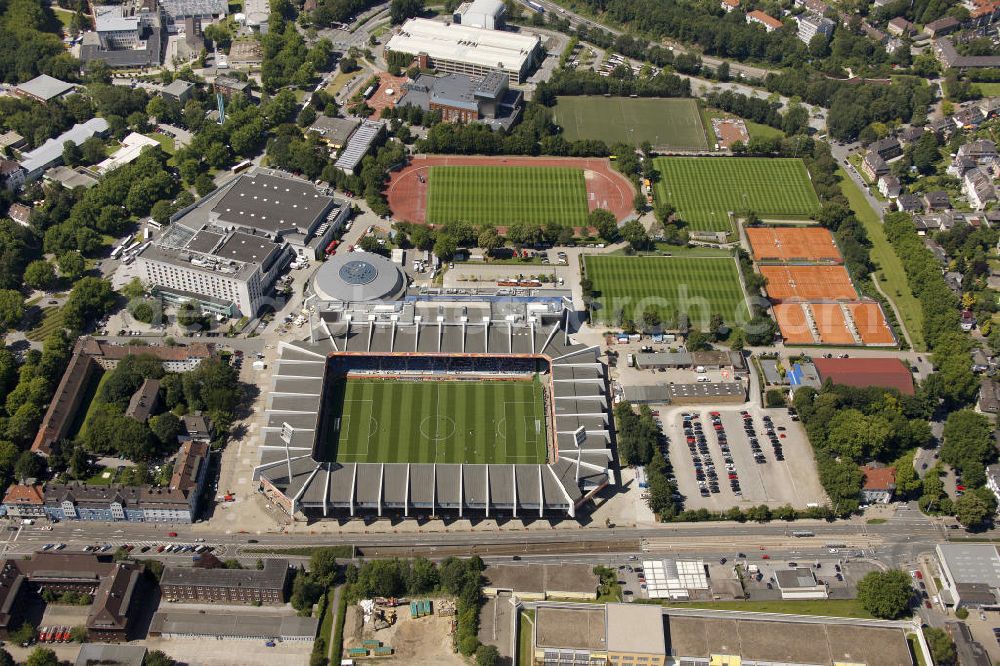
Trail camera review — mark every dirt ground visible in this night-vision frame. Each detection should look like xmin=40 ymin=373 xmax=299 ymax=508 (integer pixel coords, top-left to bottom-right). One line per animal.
xmin=344 ymin=600 xmax=465 ymax=665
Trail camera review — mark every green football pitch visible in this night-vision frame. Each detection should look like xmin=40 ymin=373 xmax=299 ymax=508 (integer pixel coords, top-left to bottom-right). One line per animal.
xmin=426 ymin=166 xmax=589 ymax=227
xmin=323 ymin=378 xmax=547 ymax=464
xmin=553 ymin=97 xmax=709 ymax=150
xmin=653 ymin=157 xmax=821 ymax=232
xmin=584 ymin=255 xmax=750 ymax=328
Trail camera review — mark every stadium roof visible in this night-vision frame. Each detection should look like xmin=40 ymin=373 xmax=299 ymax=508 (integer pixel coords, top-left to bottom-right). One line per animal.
xmin=15 ymin=75 xmax=76 ymax=102
xmin=813 ymin=357 xmax=914 ymax=395
xmin=254 ymin=296 xmax=612 ymax=519
xmin=386 ymin=18 xmax=538 ymax=72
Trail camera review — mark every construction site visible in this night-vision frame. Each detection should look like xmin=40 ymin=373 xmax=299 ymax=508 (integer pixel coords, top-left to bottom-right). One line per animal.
xmin=343 ymin=596 xmax=462 ymax=664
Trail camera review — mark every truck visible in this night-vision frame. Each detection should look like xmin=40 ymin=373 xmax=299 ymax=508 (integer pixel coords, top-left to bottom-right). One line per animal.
xmin=526 ymin=0 xmax=544 ymax=11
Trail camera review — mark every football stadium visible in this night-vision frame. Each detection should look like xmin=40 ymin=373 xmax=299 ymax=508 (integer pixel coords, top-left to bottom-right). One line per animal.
xmin=253 ymin=254 xmax=616 ymax=520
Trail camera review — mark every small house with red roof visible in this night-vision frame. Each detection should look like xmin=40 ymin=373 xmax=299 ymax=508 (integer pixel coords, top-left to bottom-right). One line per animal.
xmin=860 ymin=464 xmax=896 ymax=504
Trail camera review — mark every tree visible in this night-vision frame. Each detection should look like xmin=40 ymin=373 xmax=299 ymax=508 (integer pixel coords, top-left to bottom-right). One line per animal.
xmin=145 ymin=651 xmax=178 ymax=666
xmin=434 ymin=235 xmax=457 ymax=261
xmin=62 ymin=140 xmax=82 ymax=168
xmin=23 ymin=260 xmax=56 ymax=291
xmin=149 ymin=412 xmax=182 ymax=448
xmin=589 ymin=209 xmax=619 ymax=243
xmin=825 ymin=410 xmax=891 ymax=461
xmin=911 ymin=132 xmax=940 ymax=175
xmin=58 ymin=251 xmax=86 ymax=280
xmin=195 ymin=172 xmax=216 ymax=197
xmin=0 ymin=648 xmax=13 ymax=666
xmin=309 ymin=548 xmax=339 ymax=587
xmin=25 ymin=647 xmax=58 ymax=666
xmin=924 ymin=627 xmax=956 ymax=666
xmin=477 ymin=226 xmax=503 ymax=257
xmin=641 ymin=306 xmax=660 ymax=333
xmin=390 ymin=0 xmax=423 ymax=23
xmin=177 ymin=301 xmax=205 ymax=328
xmin=620 ymin=219 xmax=650 ymax=251
xmin=14 ymin=451 xmax=41 ymax=482
xmin=0 ymin=290 xmax=24 ymax=332
xmin=954 ymin=491 xmax=994 ymax=530
xmin=856 ymin=570 xmax=912 ymax=619
xmin=475 ymin=644 xmax=500 ymax=666
xmin=62 ymin=277 xmax=116 ymax=332
xmin=941 ymin=409 xmax=994 ymax=486
xmin=81 ymin=136 xmax=106 ymax=165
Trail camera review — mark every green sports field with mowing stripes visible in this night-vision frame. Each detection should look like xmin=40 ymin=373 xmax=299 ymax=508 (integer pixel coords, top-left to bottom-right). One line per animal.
xmin=584 ymin=256 xmax=750 ymax=327
xmin=426 ymin=166 xmax=589 ymax=227
xmin=323 ymin=378 xmax=547 ymax=464
xmin=553 ymin=97 xmax=709 ymax=150
xmin=652 ymin=157 xmax=821 ymax=232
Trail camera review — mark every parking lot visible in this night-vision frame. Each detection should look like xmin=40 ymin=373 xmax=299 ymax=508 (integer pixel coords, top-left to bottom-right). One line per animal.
xmin=666 ymin=406 xmax=827 ymax=510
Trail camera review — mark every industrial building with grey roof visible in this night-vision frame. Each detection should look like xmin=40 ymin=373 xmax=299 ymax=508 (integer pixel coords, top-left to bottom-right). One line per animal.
xmin=253 ymin=285 xmax=616 ymax=520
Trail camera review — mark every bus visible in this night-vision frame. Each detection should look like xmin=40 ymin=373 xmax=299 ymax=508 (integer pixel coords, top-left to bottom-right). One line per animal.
xmin=110 ymin=244 xmax=125 ymax=259
xmin=791 ymin=530 xmax=815 ymax=538
xmin=232 ymin=159 xmax=252 ymax=174
xmin=526 ymin=0 xmax=545 ymax=12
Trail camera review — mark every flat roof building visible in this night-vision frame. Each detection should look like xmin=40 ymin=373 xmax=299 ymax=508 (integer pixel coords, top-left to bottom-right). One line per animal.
xmin=482 ymin=564 xmax=598 ymax=600
xmin=453 ymin=0 xmax=505 ymax=29
xmin=386 ymin=18 xmax=541 ymax=84
xmin=533 ymin=603 xmax=915 ymax=666
xmin=307 ymin=116 xmax=360 ymax=149
xmin=775 ymin=568 xmax=829 ymax=599
xmin=936 ymin=543 xmax=1000 ymax=607
xmin=796 ymin=13 xmax=834 ymax=44
xmin=160 ymin=559 xmax=289 ymax=604
xmin=74 ymin=644 xmax=147 ymax=666
xmin=161 ymin=78 xmax=195 ymax=102
xmin=136 ymin=168 xmax=350 ymax=316
xmin=81 ymin=0 xmax=163 ymax=69
xmin=14 ymin=75 xmax=76 ymax=104
xmin=149 ymin=609 xmax=317 ymax=640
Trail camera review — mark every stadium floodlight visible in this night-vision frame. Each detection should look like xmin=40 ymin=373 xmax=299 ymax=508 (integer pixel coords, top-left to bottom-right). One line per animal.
xmin=281 ymin=422 xmax=295 ymax=482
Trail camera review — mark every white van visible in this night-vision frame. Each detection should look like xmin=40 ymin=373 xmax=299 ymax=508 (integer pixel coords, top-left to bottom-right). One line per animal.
xmin=695 ymin=365 xmax=706 ymax=373
xmin=697 ymin=375 xmax=709 ymax=382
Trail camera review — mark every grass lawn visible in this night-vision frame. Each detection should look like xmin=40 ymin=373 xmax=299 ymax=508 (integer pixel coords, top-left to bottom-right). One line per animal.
xmin=322 ymin=378 xmax=548 ymax=464
xmin=69 ymin=369 xmax=109 ymax=441
xmin=837 ymin=167 xmax=926 ymax=350
xmin=705 ymin=109 xmax=784 ymax=142
xmin=553 ymin=97 xmax=708 ymax=150
xmin=426 ymin=165 xmax=589 ymax=228
xmin=653 ymin=157 xmax=821 ymax=232
xmin=518 ymin=610 xmax=534 ymax=666
xmin=584 ymin=255 xmax=750 ymax=328
xmin=974 ymin=82 xmax=1000 ymax=96
xmin=25 ymin=306 xmax=65 ymax=342
xmin=325 ymin=69 xmax=362 ymax=97
xmin=909 ymin=634 xmax=927 ymax=666
xmin=82 ymin=466 xmax=116 ymax=486
xmin=52 ymin=6 xmax=74 ymax=28
xmin=145 ymin=132 xmax=176 ymax=155
xmin=655 ymin=598 xmax=872 ymax=618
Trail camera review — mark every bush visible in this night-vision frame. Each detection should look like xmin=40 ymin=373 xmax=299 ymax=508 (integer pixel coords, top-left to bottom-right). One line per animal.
xmin=955 ymin=607 xmax=969 ymax=619
xmin=765 ymin=388 xmax=786 ymax=408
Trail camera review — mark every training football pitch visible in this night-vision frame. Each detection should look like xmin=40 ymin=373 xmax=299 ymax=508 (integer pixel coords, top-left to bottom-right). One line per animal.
xmin=584 ymin=256 xmax=750 ymax=327
xmin=553 ymin=97 xmax=709 ymax=150
xmin=323 ymin=378 xmax=548 ymax=464
xmin=653 ymin=157 xmax=821 ymax=232
xmin=426 ymin=165 xmax=589 ymax=227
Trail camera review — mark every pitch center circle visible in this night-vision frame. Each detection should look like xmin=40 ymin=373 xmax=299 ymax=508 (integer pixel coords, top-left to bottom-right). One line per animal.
xmin=419 ymin=416 xmax=456 ymax=441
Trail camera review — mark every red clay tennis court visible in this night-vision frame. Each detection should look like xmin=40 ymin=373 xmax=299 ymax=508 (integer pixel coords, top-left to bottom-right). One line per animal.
xmin=811 ymin=304 xmax=855 ymax=345
xmin=760 ymin=265 xmax=857 ymax=302
xmin=746 ymin=227 xmax=843 ymax=263
xmin=773 ymin=304 xmax=816 ymax=344
xmin=848 ymin=303 xmax=896 ymax=345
